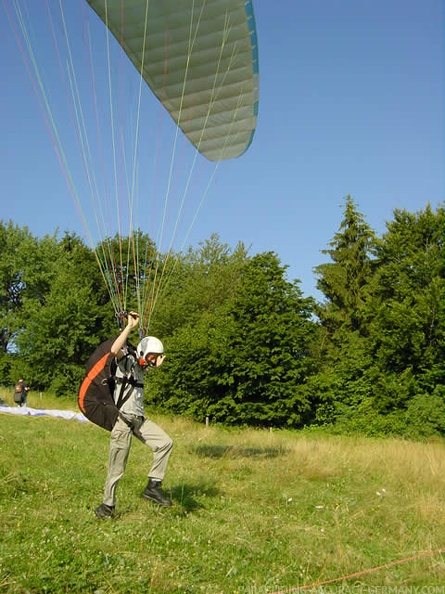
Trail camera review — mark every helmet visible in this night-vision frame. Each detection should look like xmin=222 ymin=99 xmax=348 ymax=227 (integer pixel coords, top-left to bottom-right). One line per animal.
xmin=137 ymin=336 xmax=164 ymax=366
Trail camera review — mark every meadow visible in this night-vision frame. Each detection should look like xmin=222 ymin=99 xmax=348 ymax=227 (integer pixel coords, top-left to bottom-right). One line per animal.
xmin=0 ymin=390 xmax=444 ymax=593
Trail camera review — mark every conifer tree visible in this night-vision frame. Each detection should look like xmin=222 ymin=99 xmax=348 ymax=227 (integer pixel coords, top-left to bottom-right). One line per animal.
xmin=315 ymin=195 xmax=377 ymax=334
xmin=312 ymin=197 xmax=377 ymax=425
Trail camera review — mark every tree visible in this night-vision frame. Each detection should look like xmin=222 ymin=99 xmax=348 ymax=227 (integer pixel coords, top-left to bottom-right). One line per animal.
xmin=312 ymin=201 xmax=444 ymax=437
xmin=219 ymin=252 xmax=318 ymax=427
xmin=362 ymin=204 xmax=444 ymax=434
xmin=16 ymin=233 xmax=113 ymax=394
xmin=150 ymin=250 xmax=318 ymax=428
xmin=152 ymin=234 xmax=248 ymax=336
xmin=312 ymin=197 xmax=377 ymax=425
xmin=0 ymin=222 xmax=63 ymax=383
xmin=314 ymin=196 xmax=377 ymax=333
xmin=367 ymin=205 xmax=443 ymax=379
xmin=94 ymin=230 xmax=159 ymax=321
xmin=0 ymin=221 xmax=36 ymax=354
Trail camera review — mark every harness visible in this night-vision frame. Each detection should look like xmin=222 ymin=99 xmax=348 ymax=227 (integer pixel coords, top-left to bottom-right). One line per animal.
xmin=112 ymin=354 xmax=145 ymax=437
xmin=78 ymin=339 xmax=144 ymax=437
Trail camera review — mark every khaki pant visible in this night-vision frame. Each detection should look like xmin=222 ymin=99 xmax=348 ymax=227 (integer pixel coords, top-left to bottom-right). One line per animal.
xmin=103 ymin=415 xmax=173 ymax=506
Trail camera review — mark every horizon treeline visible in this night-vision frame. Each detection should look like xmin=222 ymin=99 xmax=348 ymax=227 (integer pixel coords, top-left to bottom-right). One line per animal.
xmin=1 ymin=197 xmax=443 ymax=438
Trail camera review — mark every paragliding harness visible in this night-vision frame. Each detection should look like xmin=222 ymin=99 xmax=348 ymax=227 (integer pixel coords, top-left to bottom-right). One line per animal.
xmin=78 ymin=338 xmax=143 ymax=436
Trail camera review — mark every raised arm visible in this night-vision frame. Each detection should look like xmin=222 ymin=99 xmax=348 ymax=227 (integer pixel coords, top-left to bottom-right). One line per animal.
xmin=111 ymin=312 xmax=139 ymax=356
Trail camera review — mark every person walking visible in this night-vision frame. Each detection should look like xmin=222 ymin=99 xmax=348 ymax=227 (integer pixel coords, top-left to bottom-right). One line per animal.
xmin=94 ymin=312 xmax=173 ymax=519
xmin=13 ymin=378 xmax=30 ymax=407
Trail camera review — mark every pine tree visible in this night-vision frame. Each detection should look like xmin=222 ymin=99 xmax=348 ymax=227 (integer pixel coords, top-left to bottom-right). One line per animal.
xmin=314 ymin=195 xmax=377 ymax=333
xmin=311 ymin=197 xmax=377 ymax=425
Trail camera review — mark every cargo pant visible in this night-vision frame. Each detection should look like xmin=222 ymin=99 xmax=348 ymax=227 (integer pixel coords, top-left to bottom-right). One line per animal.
xmin=102 ymin=414 xmax=173 ymax=507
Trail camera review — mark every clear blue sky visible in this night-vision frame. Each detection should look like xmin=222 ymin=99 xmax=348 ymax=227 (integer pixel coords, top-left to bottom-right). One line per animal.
xmin=1 ymin=0 xmax=443 ymax=299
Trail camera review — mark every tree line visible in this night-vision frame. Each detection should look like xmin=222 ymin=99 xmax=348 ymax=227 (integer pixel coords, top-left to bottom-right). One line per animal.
xmin=1 ymin=197 xmax=443 ymax=438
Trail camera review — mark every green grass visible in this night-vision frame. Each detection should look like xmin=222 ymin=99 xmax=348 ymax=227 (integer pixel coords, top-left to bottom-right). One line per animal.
xmin=0 ymin=390 xmax=444 ymax=593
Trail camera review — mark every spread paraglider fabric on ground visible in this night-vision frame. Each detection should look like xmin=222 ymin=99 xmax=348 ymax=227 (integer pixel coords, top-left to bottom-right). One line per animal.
xmin=0 ymin=405 xmax=88 ymax=422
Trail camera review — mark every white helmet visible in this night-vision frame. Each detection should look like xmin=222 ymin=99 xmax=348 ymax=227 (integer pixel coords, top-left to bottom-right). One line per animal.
xmin=137 ymin=336 xmax=164 ymax=365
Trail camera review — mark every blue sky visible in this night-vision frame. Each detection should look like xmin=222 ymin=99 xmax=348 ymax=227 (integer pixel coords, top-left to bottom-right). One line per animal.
xmin=1 ymin=0 xmax=443 ymax=300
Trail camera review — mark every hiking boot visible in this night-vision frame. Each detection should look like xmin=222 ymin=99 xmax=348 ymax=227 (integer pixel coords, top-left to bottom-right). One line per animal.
xmin=94 ymin=503 xmax=115 ymax=519
xmin=142 ymin=479 xmax=172 ymax=507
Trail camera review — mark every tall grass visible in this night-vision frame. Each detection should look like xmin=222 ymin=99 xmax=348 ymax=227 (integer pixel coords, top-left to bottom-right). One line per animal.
xmin=0 ymin=391 xmax=444 ymax=593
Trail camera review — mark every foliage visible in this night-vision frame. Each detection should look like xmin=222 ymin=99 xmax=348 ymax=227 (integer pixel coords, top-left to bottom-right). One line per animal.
xmin=0 ymin=221 xmax=36 ymax=354
xmin=0 ymin=199 xmax=443 ymax=437
xmin=151 ymin=234 xmax=248 ymax=337
xmin=4 ymin=231 xmax=113 ymax=393
xmin=95 ymin=230 xmax=160 ymax=327
xmin=313 ymin=200 xmax=444 ymax=438
xmin=312 ymin=197 xmax=380 ymax=428
xmin=314 ymin=195 xmax=377 ymax=334
xmin=366 ymin=205 xmax=444 ymax=387
xmin=149 ymin=250 xmax=318 ymax=428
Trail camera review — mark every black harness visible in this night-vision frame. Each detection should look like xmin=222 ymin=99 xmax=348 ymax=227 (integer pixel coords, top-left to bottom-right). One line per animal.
xmin=113 ymin=355 xmax=144 ymax=438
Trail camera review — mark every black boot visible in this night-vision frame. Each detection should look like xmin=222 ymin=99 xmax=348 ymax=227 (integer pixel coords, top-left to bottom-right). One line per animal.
xmin=94 ymin=503 xmax=115 ymax=519
xmin=142 ymin=479 xmax=172 ymax=507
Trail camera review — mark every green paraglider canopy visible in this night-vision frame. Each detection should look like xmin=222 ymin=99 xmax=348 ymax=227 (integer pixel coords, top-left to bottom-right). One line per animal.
xmin=86 ymin=0 xmax=259 ymax=161
xmin=6 ymin=0 xmax=260 ymax=326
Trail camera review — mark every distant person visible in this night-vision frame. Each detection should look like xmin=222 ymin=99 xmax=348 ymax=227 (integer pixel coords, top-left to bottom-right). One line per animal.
xmin=94 ymin=311 xmax=173 ymax=519
xmin=14 ymin=378 xmax=30 ymax=407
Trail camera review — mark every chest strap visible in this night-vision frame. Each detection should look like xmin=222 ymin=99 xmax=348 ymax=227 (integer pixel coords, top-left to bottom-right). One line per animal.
xmin=115 ymin=377 xmax=144 ymax=389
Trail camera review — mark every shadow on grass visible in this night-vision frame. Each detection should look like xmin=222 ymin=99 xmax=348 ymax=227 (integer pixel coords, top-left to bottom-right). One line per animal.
xmin=193 ymin=444 xmax=289 ymax=459
xmin=170 ymin=481 xmax=220 ymax=513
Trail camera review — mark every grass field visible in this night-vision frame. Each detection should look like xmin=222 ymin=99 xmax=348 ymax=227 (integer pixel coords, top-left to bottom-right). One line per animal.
xmin=0 ymin=390 xmax=444 ymax=593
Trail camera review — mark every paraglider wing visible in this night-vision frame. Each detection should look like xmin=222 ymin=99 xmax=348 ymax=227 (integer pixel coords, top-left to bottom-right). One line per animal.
xmin=86 ymin=0 xmax=259 ymax=161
